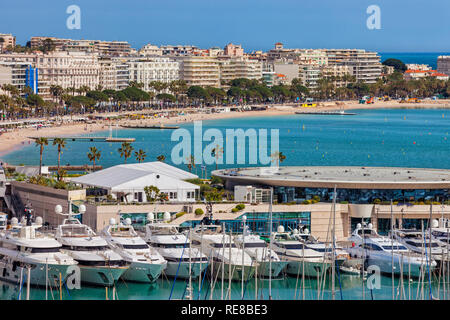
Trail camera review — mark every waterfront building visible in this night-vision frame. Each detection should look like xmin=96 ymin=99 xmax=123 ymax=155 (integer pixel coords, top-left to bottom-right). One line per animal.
xmin=213 ymin=166 xmax=450 ymax=238
xmin=437 ymin=56 xmax=450 ymax=76
xmin=262 ymin=62 xmax=275 ymax=87
xmin=176 ymin=56 xmax=220 ymax=87
xmin=127 ymin=56 xmax=180 ymax=91
xmin=0 ymin=34 xmax=16 ymax=52
xmin=71 ymin=162 xmax=199 ymax=204
xmin=35 ymin=51 xmax=100 ymax=98
xmin=138 ymin=43 xmax=163 ymax=56
xmin=99 ymin=57 xmax=130 ymax=91
xmin=273 ymin=62 xmax=299 ymax=85
xmin=298 ymin=63 xmax=321 ymax=89
xmin=325 ymin=49 xmax=382 ymax=83
xmin=218 ymin=57 xmax=263 ymax=85
xmin=0 ymin=62 xmax=38 ymax=94
xmin=320 ymin=64 xmax=352 ymax=88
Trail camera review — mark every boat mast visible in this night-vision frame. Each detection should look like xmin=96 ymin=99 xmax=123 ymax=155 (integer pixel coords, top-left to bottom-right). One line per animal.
xmin=331 ymin=185 xmax=336 ymax=300
xmin=391 ymin=199 xmax=394 ymax=300
xmin=269 ymin=187 xmax=273 ymax=300
xmin=241 ymin=215 xmax=247 ymax=299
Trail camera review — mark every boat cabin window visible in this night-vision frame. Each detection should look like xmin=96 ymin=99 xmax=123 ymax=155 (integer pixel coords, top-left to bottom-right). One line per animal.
xmin=153 ymin=243 xmax=185 ymax=249
xmin=282 ymin=243 xmax=305 ymax=250
xmin=381 ymin=245 xmax=408 ymax=251
xmin=62 ymin=245 xmax=108 ymax=251
xmin=361 ymin=243 xmax=383 ymax=251
xmin=122 ymin=244 xmax=149 ymax=250
xmin=406 ymin=240 xmax=439 ymax=248
xmin=212 ymin=243 xmax=236 ymax=248
xmin=61 ymin=225 xmax=90 ymax=237
xmin=242 ymin=243 xmax=267 ymax=248
xmin=29 ymin=247 xmax=61 ymax=253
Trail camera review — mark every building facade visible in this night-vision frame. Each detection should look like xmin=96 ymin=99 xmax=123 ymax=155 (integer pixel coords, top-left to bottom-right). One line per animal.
xmin=437 ymin=56 xmax=450 ymax=76
xmin=127 ymin=57 xmax=180 ymax=91
xmin=176 ymin=56 xmax=220 ymax=87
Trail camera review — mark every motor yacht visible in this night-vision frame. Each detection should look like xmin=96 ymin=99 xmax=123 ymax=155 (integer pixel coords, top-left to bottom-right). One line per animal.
xmin=55 ymin=216 xmax=129 ymax=286
xmin=269 ymin=226 xmax=331 ymax=278
xmin=101 ymin=218 xmax=166 ymax=283
xmin=191 ymin=224 xmax=256 ymax=281
xmin=144 ymin=222 xmax=208 ymax=279
xmin=346 ymin=223 xmax=436 ymax=277
xmin=234 ymin=226 xmax=287 ymax=278
xmin=0 ymin=216 xmax=77 ymax=286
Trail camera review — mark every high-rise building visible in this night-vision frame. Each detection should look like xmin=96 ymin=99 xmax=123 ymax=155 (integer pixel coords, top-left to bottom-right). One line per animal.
xmin=218 ymin=57 xmax=262 ymax=85
xmin=99 ymin=57 xmax=130 ymax=91
xmin=176 ymin=56 xmax=220 ymax=87
xmin=437 ymin=56 xmax=450 ymax=76
xmin=127 ymin=57 xmax=180 ymax=91
xmin=0 ymin=62 xmax=38 ymax=94
xmin=325 ymin=49 xmax=382 ymax=83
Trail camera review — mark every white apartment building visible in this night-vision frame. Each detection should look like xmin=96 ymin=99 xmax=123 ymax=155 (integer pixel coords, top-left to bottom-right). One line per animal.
xmin=99 ymin=57 xmax=130 ymax=91
xmin=296 ymin=49 xmax=328 ymax=66
xmin=176 ymin=56 xmax=220 ymax=87
xmin=437 ymin=56 xmax=450 ymax=76
xmin=298 ymin=63 xmax=321 ymax=89
xmin=321 ymin=64 xmax=351 ymax=87
xmin=127 ymin=57 xmax=180 ymax=91
xmin=218 ymin=57 xmax=262 ymax=85
xmin=35 ymin=51 xmax=100 ymax=97
xmin=138 ymin=43 xmax=163 ymax=56
xmin=0 ymin=62 xmax=38 ymax=94
xmin=325 ymin=49 xmax=382 ymax=83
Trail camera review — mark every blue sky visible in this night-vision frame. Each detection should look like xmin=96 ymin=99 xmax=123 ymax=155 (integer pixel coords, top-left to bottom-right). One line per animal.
xmin=1 ymin=0 xmax=449 ymax=52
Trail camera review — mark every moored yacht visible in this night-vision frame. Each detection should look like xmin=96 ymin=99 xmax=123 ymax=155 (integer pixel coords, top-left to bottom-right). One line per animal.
xmin=191 ymin=224 xmax=256 ymax=281
xmin=270 ymin=226 xmax=331 ymax=278
xmin=55 ymin=213 xmax=129 ymax=286
xmin=0 ymin=216 xmax=77 ymax=286
xmin=346 ymin=223 xmax=436 ymax=277
xmin=101 ymin=218 xmax=166 ymax=283
xmin=234 ymin=227 xmax=287 ymax=278
xmin=144 ymin=222 xmax=208 ymax=279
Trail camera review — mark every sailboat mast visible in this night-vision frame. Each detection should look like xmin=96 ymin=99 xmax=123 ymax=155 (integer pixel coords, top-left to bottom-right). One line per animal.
xmin=331 ymin=185 xmax=336 ymax=300
xmin=269 ymin=187 xmax=273 ymax=300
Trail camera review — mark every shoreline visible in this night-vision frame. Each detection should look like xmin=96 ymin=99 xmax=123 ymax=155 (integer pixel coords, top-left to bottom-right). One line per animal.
xmin=1 ymin=99 xmax=449 ymax=163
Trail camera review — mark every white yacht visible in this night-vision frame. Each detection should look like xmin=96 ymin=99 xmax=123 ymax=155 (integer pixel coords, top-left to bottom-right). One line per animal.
xmin=100 ymin=218 xmax=167 ymax=283
xmin=234 ymin=227 xmax=287 ymax=278
xmin=290 ymin=228 xmax=349 ymax=267
xmin=55 ymin=216 xmax=129 ymax=286
xmin=429 ymin=219 xmax=450 ymax=249
xmin=144 ymin=222 xmax=208 ymax=279
xmin=0 ymin=216 xmax=77 ymax=286
xmin=346 ymin=223 xmax=436 ymax=277
xmin=270 ymin=227 xmax=331 ymax=278
xmin=391 ymin=229 xmax=449 ymax=264
xmin=191 ymin=224 xmax=256 ymax=281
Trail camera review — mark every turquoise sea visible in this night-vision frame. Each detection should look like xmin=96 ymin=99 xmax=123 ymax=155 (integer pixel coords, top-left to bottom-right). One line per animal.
xmin=379 ymin=52 xmax=450 ymax=69
xmin=3 ymin=108 xmax=450 ymax=172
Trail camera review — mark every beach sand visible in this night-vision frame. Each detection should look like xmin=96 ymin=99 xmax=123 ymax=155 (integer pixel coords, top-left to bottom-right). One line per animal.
xmin=1 ymin=99 xmax=449 ymax=162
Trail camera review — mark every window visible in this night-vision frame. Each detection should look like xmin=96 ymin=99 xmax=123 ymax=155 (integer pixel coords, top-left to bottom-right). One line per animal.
xmin=122 ymin=244 xmax=149 ymax=250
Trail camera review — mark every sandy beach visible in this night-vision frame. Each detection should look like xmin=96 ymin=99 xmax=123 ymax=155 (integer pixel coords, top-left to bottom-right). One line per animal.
xmin=1 ymin=99 xmax=449 ymax=162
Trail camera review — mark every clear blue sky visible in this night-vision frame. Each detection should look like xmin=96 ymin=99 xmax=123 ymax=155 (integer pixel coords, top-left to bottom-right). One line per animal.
xmin=1 ymin=0 xmax=449 ymax=52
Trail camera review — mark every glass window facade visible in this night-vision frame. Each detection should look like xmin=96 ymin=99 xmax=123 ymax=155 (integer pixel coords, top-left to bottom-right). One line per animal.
xmin=274 ymin=186 xmax=449 ymax=204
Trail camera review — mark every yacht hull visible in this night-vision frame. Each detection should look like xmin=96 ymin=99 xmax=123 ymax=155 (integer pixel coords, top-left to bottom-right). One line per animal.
xmin=0 ymin=261 xmax=74 ymax=287
xmin=210 ymin=262 xmax=256 ymax=281
xmin=121 ymin=261 xmax=167 ymax=283
xmin=285 ymin=259 xmax=331 ymax=278
xmin=255 ymin=261 xmax=288 ymax=278
xmin=164 ymin=261 xmax=208 ymax=279
xmin=79 ymin=265 xmax=128 ymax=286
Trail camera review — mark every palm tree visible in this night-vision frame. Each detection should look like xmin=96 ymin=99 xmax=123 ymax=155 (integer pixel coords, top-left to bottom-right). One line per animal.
xmin=156 ymin=155 xmax=166 ymax=162
xmin=134 ymin=149 xmax=147 ymax=163
xmin=35 ymin=137 xmax=48 ymax=175
xmin=87 ymin=147 xmax=101 ymax=171
xmin=211 ymin=144 xmax=224 ymax=170
xmin=52 ymin=138 xmax=66 ymax=180
xmin=118 ymin=142 xmax=134 ymax=164
xmin=185 ymin=155 xmax=196 ymax=172
xmin=271 ymin=151 xmax=286 ymax=167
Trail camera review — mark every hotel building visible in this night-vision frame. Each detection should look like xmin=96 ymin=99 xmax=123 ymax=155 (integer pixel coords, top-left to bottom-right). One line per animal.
xmin=176 ymin=56 xmax=220 ymax=87
xmin=127 ymin=56 xmax=180 ymax=91
xmin=325 ymin=49 xmax=382 ymax=83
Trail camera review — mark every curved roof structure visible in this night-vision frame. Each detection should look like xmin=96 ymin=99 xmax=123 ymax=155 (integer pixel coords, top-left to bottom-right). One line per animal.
xmin=212 ymin=166 xmax=450 ymax=189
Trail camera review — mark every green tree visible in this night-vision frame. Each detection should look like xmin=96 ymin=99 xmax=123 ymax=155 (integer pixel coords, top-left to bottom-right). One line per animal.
xmin=144 ymin=185 xmax=160 ymax=203
xmin=134 ymin=149 xmax=147 ymax=163
xmin=87 ymin=146 xmax=101 ymax=171
xmin=35 ymin=138 xmax=48 ymax=175
xmin=53 ymin=138 xmax=66 ymax=180
xmin=118 ymin=142 xmax=134 ymax=164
